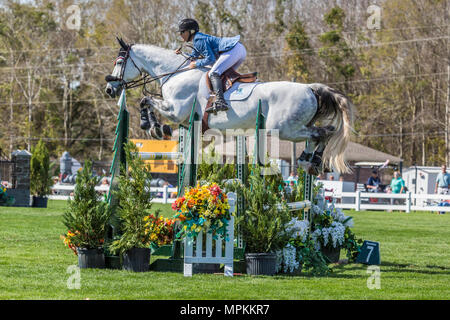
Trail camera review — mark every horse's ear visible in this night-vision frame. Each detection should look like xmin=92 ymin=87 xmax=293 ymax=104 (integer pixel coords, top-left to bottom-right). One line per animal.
xmin=116 ymin=37 xmax=128 ymax=50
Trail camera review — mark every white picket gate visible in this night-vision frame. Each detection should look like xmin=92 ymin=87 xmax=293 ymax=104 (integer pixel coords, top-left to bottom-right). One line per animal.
xmin=184 ymin=192 xmax=236 ymax=277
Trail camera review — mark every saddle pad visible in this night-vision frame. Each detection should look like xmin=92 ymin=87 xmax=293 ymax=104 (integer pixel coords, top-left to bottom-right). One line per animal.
xmin=224 ymin=81 xmax=261 ymax=101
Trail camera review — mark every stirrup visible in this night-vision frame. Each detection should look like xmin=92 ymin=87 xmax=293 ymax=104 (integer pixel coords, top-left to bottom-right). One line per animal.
xmin=206 ymin=101 xmax=229 ymax=114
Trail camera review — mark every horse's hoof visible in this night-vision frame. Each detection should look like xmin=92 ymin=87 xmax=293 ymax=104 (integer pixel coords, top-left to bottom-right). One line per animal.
xmin=298 ymin=160 xmax=311 ymax=172
xmin=162 ymin=124 xmax=172 ymax=138
xmin=307 ymin=166 xmax=320 ymax=176
xmin=149 ymin=125 xmax=163 ymax=140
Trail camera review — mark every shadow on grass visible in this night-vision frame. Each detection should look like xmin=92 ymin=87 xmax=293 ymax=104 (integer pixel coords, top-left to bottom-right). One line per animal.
xmin=379 ymin=261 xmax=450 ymax=275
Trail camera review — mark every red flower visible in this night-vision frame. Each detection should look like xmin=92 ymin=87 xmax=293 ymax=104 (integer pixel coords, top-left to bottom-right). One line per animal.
xmin=210 ymin=184 xmax=222 ymax=196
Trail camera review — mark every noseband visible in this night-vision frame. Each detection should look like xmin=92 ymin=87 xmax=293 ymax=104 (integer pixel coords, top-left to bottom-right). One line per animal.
xmin=105 ymin=45 xmax=150 ymax=90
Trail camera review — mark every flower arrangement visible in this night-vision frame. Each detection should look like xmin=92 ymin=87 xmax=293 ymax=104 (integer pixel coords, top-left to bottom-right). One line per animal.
xmin=276 ymin=217 xmax=330 ymax=276
xmin=172 ymin=183 xmax=231 ymax=240
xmin=60 ymin=230 xmax=105 ymax=255
xmin=144 ymin=214 xmax=176 ymax=246
xmin=311 ymin=221 xmax=346 ymax=250
xmin=276 ymin=243 xmax=300 ymax=273
xmin=60 ymin=231 xmax=79 ymax=255
xmin=310 ymin=199 xmax=362 ymax=261
xmin=0 ymin=185 xmax=15 ymax=206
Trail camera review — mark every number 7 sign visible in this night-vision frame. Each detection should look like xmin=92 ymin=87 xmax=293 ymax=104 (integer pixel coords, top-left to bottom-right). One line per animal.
xmin=356 ymin=241 xmax=381 ymax=265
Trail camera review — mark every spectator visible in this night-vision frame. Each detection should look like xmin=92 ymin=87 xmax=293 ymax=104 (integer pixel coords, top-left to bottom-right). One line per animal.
xmin=329 ymin=175 xmax=335 ymax=181
xmin=390 ymin=171 xmax=406 ymax=194
xmin=287 ymin=171 xmax=298 ymax=184
xmin=389 ymin=171 xmax=406 ymax=209
xmin=99 ymin=177 xmax=110 ymax=195
xmin=367 ymin=170 xmax=381 ymax=193
xmin=339 ymin=176 xmax=345 ymax=182
xmin=434 ymin=164 xmax=450 ymax=195
xmin=289 ymin=181 xmax=295 ymax=190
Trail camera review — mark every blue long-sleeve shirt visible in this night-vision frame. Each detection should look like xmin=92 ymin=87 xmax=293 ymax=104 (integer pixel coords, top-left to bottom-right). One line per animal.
xmin=189 ymin=32 xmax=241 ymax=68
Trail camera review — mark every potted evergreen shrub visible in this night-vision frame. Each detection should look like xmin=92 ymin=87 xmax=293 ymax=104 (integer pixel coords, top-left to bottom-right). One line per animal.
xmin=30 ymin=139 xmax=53 ymax=208
xmin=61 ymin=160 xmax=111 ymax=268
xmin=235 ymin=167 xmax=292 ymax=275
xmin=109 ymin=142 xmax=154 ymax=272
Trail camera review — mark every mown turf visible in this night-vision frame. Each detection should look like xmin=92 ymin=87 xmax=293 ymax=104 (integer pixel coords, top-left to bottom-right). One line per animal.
xmin=0 ymin=201 xmax=449 ymax=299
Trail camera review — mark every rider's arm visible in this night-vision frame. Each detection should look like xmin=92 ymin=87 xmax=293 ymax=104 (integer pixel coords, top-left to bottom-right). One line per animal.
xmin=193 ymin=40 xmax=216 ymax=68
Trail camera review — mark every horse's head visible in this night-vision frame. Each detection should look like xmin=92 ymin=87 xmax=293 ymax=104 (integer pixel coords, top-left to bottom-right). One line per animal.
xmin=105 ymin=37 xmax=141 ymax=98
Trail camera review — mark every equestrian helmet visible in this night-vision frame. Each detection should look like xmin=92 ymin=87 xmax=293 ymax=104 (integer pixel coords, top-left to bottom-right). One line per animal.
xmin=178 ymin=18 xmax=199 ymax=33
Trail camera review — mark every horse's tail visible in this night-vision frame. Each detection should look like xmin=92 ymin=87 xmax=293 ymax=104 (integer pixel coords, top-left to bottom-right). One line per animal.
xmin=308 ymin=83 xmax=355 ymax=173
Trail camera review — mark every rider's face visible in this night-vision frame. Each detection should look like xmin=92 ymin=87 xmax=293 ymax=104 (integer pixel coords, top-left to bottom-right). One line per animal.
xmin=180 ymin=30 xmax=190 ymax=42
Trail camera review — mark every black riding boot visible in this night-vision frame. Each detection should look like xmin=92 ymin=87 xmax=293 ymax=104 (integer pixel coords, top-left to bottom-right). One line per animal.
xmin=207 ymin=72 xmax=229 ymax=114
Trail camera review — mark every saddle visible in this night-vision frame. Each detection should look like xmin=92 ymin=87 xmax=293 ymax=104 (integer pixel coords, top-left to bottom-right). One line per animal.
xmin=202 ymin=69 xmax=258 ymax=134
xmin=206 ymin=68 xmax=258 ymax=93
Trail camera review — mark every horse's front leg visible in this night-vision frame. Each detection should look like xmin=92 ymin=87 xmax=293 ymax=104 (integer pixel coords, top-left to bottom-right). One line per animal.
xmin=140 ymin=96 xmax=174 ymax=139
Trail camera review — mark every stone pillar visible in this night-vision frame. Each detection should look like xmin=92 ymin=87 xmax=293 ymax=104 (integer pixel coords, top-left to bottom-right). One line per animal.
xmin=10 ymin=150 xmax=32 ymax=207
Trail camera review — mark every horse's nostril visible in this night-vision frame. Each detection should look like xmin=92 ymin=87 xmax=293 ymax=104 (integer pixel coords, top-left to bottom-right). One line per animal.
xmin=106 ymin=88 xmax=112 ymax=95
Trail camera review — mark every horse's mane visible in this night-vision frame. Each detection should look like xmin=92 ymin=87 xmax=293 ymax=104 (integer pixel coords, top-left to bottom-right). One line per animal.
xmin=133 ymin=43 xmax=187 ymax=66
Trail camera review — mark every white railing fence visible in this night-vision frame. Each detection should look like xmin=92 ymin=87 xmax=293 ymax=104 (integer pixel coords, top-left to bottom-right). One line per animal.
xmin=49 ymin=184 xmax=450 ymax=212
xmin=327 ymin=191 xmax=450 ymax=213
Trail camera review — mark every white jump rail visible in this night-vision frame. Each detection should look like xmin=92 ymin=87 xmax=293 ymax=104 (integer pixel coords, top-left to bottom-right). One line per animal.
xmin=325 ymin=190 xmax=450 ymax=213
xmin=286 ymin=200 xmax=311 ymax=211
xmin=49 ymin=184 xmax=177 ymax=203
xmin=184 ymin=192 xmax=237 ymax=277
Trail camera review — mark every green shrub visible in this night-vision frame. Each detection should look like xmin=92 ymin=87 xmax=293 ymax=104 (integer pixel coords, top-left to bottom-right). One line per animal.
xmin=62 ymin=160 xmax=111 ymax=250
xmin=235 ymin=166 xmax=292 ymax=253
xmin=109 ymin=142 xmax=155 ymax=255
xmin=30 ymin=139 xmax=52 ymax=197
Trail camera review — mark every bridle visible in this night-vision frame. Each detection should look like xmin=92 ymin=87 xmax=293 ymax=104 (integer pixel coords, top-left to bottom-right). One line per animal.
xmin=105 ymin=43 xmax=201 ymax=98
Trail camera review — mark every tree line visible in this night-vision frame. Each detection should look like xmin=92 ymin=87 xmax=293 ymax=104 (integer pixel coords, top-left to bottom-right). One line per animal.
xmin=0 ymin=0 xmax=448 ymax=168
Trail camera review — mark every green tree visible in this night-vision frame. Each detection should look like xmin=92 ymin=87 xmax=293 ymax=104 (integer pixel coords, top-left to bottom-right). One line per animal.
xmin=62 ymin=160 xmax=111 ymax=250
xmin=30 ymin=139 xmax=52 ymax=197
xmin=235 ymin=166 xmax=292 ymax=253
xmin=284 ymin=19 xmax=311 ymax=82
xmin=109 ymin=142 xmax=155 ymax=255
xmin=318 ymin=6 xmax=356 ymax=88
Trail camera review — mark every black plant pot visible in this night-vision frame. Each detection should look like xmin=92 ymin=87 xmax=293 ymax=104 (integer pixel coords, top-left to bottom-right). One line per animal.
xmin=245 ymin=253 xmax=277 ymax=276
xmin=77 ymin=247 xmax=105 ymax=269
xmin=123 ymin=248 xmax=151 ymax=272
xmin=105 ymin=255 xmax=122 ymax=269
xmin=32 ymin=196 xmax=48 ymax=208
xmin=321 ymin=246 xmax=341 ymax=264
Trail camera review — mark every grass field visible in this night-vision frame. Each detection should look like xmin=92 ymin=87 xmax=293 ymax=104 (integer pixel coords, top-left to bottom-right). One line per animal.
xmin=0 ymin=200 xmax=449 ymax=300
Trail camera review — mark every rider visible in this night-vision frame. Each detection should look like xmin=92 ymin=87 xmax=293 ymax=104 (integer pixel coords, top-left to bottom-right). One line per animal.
xmin=175 ymin=18 xmax=247 ymax=113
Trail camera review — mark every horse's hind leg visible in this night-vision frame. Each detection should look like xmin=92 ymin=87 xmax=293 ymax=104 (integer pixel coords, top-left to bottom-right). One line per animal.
xmin=294 ymin=126 xmax=335 ymax=175
xmin=308 ymin=125 xmax=336 ymax=175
